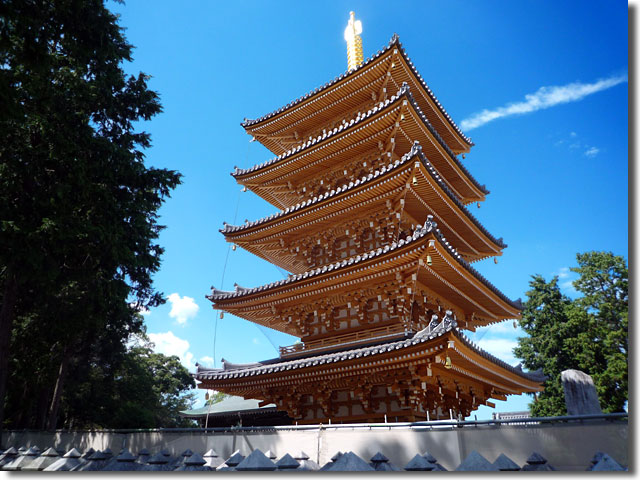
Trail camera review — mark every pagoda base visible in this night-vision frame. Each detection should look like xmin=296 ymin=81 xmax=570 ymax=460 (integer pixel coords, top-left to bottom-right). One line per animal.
xmin=195 ymin=323 xmax=544 ymax=425
xmin=276 ymin=384 xmax=467 ymax=425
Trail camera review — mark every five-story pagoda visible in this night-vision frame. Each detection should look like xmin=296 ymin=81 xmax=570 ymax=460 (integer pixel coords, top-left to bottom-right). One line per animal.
xmin=196 ymin=13 xmax=544 ymax=423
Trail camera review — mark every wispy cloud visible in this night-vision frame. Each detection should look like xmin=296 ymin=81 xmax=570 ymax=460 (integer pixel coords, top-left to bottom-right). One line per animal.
xmin=556 ymin=267 xmax=577 ymax=293
xmin=560 ymin=280 xmax=576 ymax=292
xmin=552 ymin=131 xmax=601 ymax=158
xmin=167 ymin=293 xmax=199 ymax=325
xmin=584 ymin=146 xmax=600 ymax=157
xmin=461 ymin=72 xmax=627 ymax=131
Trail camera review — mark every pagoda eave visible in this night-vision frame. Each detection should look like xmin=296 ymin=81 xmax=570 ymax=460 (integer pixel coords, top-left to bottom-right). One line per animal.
xmin=223 ymin=146 xmax=505 ymax=271
xmin=242 ymin=35 xmax=472 ymax=157
xmin=209 ymin=223 xmax=520 ymax=336
xmin=234 ymin=85 xmax=486 ymax=207
xmin=195 ymin=327 xmax=542 ymax=423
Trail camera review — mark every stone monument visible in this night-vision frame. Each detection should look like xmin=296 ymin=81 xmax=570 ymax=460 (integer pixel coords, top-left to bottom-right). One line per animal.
xmin=561 ymin=369 xmax=602 ymax=415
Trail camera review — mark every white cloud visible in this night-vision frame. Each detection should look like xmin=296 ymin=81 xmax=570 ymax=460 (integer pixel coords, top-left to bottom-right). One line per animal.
xmin=252 ymin=338 xmax=260 ymax=345
xmin=584 ymin=146 xmax=600 ymax=157
xmin=460 ymin=72 xmax=627 ymax=131
xmin=167 ymin=293 xmax=199 ymax=325
xmin=148 ymin=331 xmax=195 ymax=370
xmin=130 ymin=303 xmax=151 ymax=316
xmin=557 ymin=267 xmax=570 ymax=279
xmin=570 ymin=131 xmax=577 ymax=137
xmin=475 ymin=338 xmax=520 ymax=366
xmin=200 ymin=355 xmax=214 ymax=367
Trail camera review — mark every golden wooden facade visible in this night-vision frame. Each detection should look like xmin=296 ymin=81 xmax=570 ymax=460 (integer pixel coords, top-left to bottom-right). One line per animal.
xmin=197 ymin=323 xmax=542 ymax=423
xmin=198 ymin=34 xmax=543 ymax=423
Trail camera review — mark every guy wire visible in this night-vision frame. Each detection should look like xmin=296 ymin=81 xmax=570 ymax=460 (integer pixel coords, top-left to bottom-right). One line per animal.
xmin=212 ymin=138 xmax=250 ymax=369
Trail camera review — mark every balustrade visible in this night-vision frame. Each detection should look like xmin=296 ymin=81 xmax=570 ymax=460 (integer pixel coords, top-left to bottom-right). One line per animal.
xmin=279 ymin=323 xmax=408 ymax=358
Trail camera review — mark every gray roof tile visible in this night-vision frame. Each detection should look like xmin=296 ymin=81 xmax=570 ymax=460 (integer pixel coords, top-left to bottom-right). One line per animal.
xmin=370 ymin=451 xmax=401 ymax=471
xmin=526 ymin=451 xmax=548 ymax=464
xmin=62 ymin=448 xmax=81 ymax=459
xmin=276 ymin=453 xmax=300 ymax=470
xmin=235 ymin=449 xmax=277 ymax=471
xmin=493 ymin=453 xmax=520 ymax=470
xmin=456 ymin=450 xmax=498 ymax=471
xmin=224 ymin=450 xmax=245 ymax=467
xmin=184 ymin=452 xmax=207 ymax=466
xmin=422 ymin=451 xmax=438 ymax=463
xmin=521 ymin=452 xmax=555 ymax=471
xmin=591 ymin=454 xmax=625 ymax=471
xmin=323 ymin=451 xmax=374 ymax=471
xmin=146 ymin=452 xmax=169 ymax=464
xmin=43 ymin=457 xmax=82 ymax=471
xmin=405 ymin=454 xmax=436 ymax=471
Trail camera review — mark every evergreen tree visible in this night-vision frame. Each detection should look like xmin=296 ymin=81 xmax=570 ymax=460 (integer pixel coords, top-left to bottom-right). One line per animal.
xmin=570 ymin=252 xmax=628 ymax=412
xmin=514 ymin=252 xmax=628 ymax=416
xmin=0 ymin=0 xmax=181 ymax=433
xmin=60 ymin=336 xmax=196 ymax=429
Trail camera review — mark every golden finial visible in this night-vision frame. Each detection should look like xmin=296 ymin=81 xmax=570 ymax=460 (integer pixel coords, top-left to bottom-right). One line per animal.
xmin=344 ymin=11 xmax=363 ymax=70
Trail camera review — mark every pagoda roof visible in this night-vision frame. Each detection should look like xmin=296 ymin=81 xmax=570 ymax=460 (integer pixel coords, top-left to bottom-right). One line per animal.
xmin=179 ymin=395 xmax=276 ymax=418
xmin=208 ymin=216 xmax=522 ymax=330
xmin=233 ymin=84 xmax=487 ymax=206
xmin=194 ymin=320 xmax=544 ymax=391
xmin=242 ymin=34 xmax=473 ymax=155
xmin=223 ymin=143 xmax=505 ymax=267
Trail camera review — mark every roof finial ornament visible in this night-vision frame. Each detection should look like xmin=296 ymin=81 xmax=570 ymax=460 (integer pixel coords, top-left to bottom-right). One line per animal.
xmin=344 ymin=11 xmax=363 ymax=71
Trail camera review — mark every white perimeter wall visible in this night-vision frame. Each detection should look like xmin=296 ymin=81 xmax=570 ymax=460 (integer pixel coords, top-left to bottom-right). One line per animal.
xmin=2 ymin=420 xmax=628 ymax=471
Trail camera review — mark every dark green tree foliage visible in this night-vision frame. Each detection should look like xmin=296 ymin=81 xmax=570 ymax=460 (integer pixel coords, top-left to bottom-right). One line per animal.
xmin=571 ymin=252 xmax=628 ymax=411
xmin=62 ymin=337 xmax=196 ymax=429
xmin=0 ymin=0 xmax=183 ymax=430
xmin=514 ymin=252 xmax=628 ymax=416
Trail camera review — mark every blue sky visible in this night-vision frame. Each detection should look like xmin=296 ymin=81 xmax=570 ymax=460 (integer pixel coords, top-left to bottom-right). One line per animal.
xmin=109 ymin=1 xmax=628 ymax=419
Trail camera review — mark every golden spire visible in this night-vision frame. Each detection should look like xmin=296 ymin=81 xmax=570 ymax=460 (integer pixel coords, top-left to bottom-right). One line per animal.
xmin=344 ymin=11 xmax=363 ymax=71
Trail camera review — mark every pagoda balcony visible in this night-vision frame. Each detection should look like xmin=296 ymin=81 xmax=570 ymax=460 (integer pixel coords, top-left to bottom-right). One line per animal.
xmin=279 ymin=323 xmax=409 ymax=359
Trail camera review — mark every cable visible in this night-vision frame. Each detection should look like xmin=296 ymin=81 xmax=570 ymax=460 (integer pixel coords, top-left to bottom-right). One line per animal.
xmin=212 ymin=139 xmax=250 ymax=368
xmin=254 ymin=324 xmax=280 ymax=353
xmin=273 ymin=264 xmax=289 ymax=279
xmin=473 ymin=323 xmax=492 ymax=343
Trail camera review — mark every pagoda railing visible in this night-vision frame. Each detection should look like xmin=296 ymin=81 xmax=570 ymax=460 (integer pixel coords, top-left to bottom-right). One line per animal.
xmin=279 ymin=323 xmax=408 ymax=358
